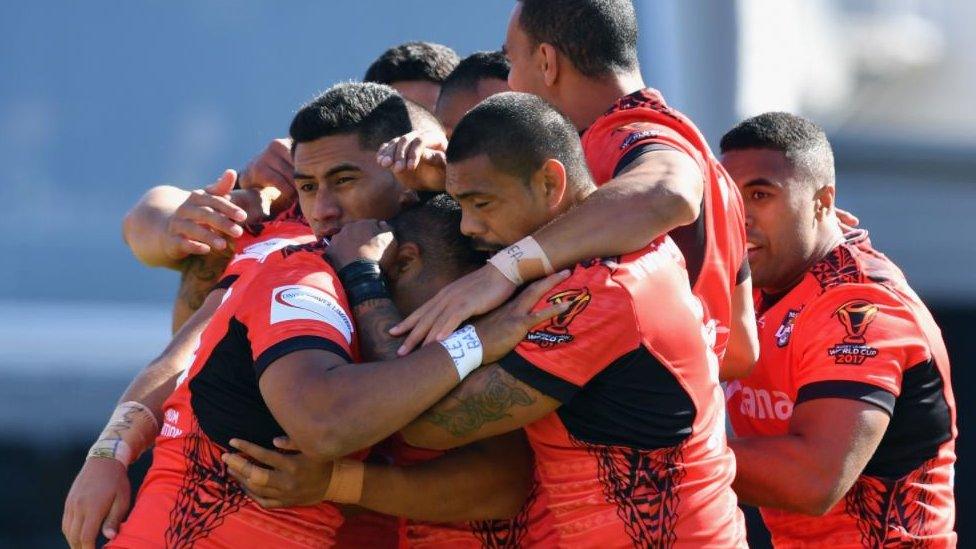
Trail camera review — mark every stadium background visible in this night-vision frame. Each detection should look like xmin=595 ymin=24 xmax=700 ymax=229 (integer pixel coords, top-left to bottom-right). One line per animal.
xmin=1 ymin=1 xmax=972 ymax=546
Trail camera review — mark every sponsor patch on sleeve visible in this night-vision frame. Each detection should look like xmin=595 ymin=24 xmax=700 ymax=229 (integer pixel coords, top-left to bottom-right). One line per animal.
xmin=270 ymin=285 xmax=354 ymax=344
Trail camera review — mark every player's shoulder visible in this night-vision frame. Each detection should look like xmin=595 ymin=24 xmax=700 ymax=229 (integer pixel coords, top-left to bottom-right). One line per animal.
xmin=807 ymin=231 xmax=906 ymax=291
xmin=795 ymin=270 xmax=920 ymax=346
xmin=245 ymin=240 xmax=338 ymax=292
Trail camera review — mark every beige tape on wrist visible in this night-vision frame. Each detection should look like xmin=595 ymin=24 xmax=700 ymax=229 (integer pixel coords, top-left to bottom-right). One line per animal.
xmin=323 ymin=459 xmax=366 ymax=504
xmin=487 ymin=236 xmax=554 ymax=286
xmin=87 ymin=401 xmax=160 ymax=467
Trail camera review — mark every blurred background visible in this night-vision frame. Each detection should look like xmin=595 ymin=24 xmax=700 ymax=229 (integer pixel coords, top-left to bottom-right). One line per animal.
xmin=1 ymin=0 xmax=972 ymax=546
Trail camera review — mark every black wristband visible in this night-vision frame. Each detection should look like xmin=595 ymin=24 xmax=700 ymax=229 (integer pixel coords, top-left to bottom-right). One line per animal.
xmin=338 ymin=260 xmax=390 ymax=307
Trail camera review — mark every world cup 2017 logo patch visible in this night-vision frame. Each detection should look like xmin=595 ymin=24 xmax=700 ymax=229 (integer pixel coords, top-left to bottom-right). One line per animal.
xmin=526 ymin=288 xmax=591 ymax=348
xmin=828 ymin=300 xmax=880 ymax=364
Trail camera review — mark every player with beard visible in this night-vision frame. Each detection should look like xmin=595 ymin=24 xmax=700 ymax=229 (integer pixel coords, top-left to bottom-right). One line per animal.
xmin=229 ymin=92 xmax=746 ymax=548
xmin=384 ymin=0 xmax=758 ymax=383
xmin=720 ymin=112 xmax=956 ymax=546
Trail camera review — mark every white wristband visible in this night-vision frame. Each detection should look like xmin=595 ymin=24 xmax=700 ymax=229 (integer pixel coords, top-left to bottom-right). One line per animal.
xmin=440 ymin=325 xmax=484 ymax=380
xmin=488 ymin=236 xmax=554 ymax=286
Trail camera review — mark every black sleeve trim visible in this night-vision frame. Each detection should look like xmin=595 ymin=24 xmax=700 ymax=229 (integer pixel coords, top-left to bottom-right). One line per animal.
xmin=254 ymin=335 xmax=352 ymax=379
xmin=214 ymin=274 xmax=240 ymax=291
xmin=735 ymin=257 xmax=751 ymax=285
xmin=498 ymin=351 xmax=580 ymax=403
xmin=796 ymin=380 xmax=896 ymax=415
xmin=612 ymin=142 xmax=679 ymax=177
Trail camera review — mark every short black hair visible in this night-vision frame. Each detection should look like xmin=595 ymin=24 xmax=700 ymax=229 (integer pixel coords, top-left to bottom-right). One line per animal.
xmin=390 ymin=194 xmax=486 ymax=276
xmin=289 ymin=82 xmax=414 ymax=151
xmin=439 ymin=51 xmax=510 ymax=99
xmin=720 ymin=112 xmax=836 ymax=186
xmin=517 ymin=0 xmax=639 ymax=78
xmin=447 ymin=92 xmax=592 ymax=190
xmin=364 ymin=41 xmax=460 ymax=85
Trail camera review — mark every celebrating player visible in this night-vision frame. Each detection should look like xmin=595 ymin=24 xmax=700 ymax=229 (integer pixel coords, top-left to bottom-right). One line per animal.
xmin=386 ymin=0 xmax=758 ymax=381
xmin=63 ymin=84 xmax=438 ymax=548
xmin=230 ymin=92 xmax=746 ymax=547
xmin=434 ymin=50 xmax=511 ymax=137
xmin=721 ymin=112 xmax=957 ymax=546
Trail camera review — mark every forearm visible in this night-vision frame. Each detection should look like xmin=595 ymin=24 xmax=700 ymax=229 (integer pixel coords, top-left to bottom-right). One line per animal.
xmin=279 ymin=344 xmax=464 ymax=459
xmin=721 ymin=279 xmax=759 ymax=381
xmin=729 ymin=436 xmax=839 ymax=514
xmin=120 ymin=290 xmax=223 ymax=413
xmin=535 ymin=154 xmax=701 ymax=269
xmin=359 ymin=431 xmax=533 ymax=521
xmin=122 ymin=185 xmax=191 ymax=269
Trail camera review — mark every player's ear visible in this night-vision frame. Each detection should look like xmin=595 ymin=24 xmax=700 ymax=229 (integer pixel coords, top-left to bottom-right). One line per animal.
xmin=539 ymin=42 xmax=560 ymax=87
xmin=393 ymin=241 xmax=423 ymax=283
xmin=397 ymin=187 xmax=421 ymax=209
xmin=538 ymin=159 xmax=568 ymax=211
xmin=814 ymin=184 xmax=836 ymax=220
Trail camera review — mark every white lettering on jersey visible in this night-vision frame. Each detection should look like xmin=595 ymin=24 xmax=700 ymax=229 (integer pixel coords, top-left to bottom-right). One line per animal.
xmin=270 ymin=285 xmax=354 ymax=344
xmin=727 ymin=383 xmax=794 ymax=421
xmin=230 ymin=237 xmax=300 ymax=265
xmin=160 ymin=408 xmax=183 ymax=438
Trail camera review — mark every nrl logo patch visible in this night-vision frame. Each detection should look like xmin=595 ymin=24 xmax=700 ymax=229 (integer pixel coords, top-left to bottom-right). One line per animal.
xmin=827 ymin=299 xmax=879 ymax=365
xmin=775 ymin=309 xmax=800 ymax=347
xmin=526 ymin=288 xmax=591 ymax=348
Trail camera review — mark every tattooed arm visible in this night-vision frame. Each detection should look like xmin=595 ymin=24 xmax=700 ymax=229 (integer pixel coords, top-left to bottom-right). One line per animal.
xmin=171 ymin=249 xmax=232 ymax=333
xmin=400 ymin=364 xmax=560 ymax=451
xmin=352 ymin=297 xmax=405 ymax=362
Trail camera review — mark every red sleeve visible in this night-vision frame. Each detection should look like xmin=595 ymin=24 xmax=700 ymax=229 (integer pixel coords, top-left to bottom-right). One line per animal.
xmin=585 ymin=113 xmax=706 ymax=184
xmin=220 ymin=222 xmax=315 ymax=282
xmin=498 ymin=264 xmax=641 ymax=401
xmin=791 ymin=284 xmax=930 ymax=414
xmin=235 ymin=254 xmax=356 ymax=377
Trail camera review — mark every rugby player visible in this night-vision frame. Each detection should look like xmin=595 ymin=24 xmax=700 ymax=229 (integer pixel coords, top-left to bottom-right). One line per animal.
xmin=230 ymin=92 xmax=746 ymax=547
xmin=123 ymin=40 xmax=461 ymax=298
xmin=226 ymin=197 xmax=557 ymax=547
xmin=92 ymin=83 xmax=561 ymax=548
xmin=364 ymin=41 xmax=460 ymax=113
xmin=721 ymin=112 xmax=957 ymax=546
xmin=384 ymin=0 xmax=758 ymax=381
xmin=63 ymin=85 xmax=439 ymax=548
xmin=434 ymin=50 xmax=511 ymax=137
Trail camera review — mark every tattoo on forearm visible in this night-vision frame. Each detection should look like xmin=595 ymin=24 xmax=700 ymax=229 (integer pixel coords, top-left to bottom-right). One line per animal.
xmin=424 ymin=368 xmax=536 ymax=438
xmin=352 ymin=298 xmax=404 ymax=361
xmin=173 ymin=251 xmax=231 ymax=332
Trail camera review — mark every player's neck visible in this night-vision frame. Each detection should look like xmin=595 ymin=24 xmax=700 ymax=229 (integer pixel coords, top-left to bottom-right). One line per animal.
xmin=563 ymin=71 xmax=646 ymax=131
xmin=763 ymin=221 xmax=846 ymax=297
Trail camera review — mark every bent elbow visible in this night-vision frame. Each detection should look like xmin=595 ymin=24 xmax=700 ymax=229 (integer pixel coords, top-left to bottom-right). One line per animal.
xmin=678 ymin=190 xmax=701 ymax=226
xmin=293 ymin=420 xmax=356 ymax=461
xmin=791 ymin=484 xmax=846 ymax=516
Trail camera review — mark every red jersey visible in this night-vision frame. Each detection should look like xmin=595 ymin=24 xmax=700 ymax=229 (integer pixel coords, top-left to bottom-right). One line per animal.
xmin=726 ymin=231 xmax=957 ymax=547
xmin=218 ymin=202 xmax=315 ymax=285
xmin=110 ymin=241 xmax=362 ymax=548
xmin=386 ymin=435 xmax=559 ymax=548
xmin=581 ymin=88 xmax=748 ymax=362
xmin=499 ymin=237 xmax=746 ymax=548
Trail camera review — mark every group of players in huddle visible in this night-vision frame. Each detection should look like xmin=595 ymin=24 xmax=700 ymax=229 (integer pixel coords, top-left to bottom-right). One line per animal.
xmin=62 ymin=1 xmax=957 ymax=547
